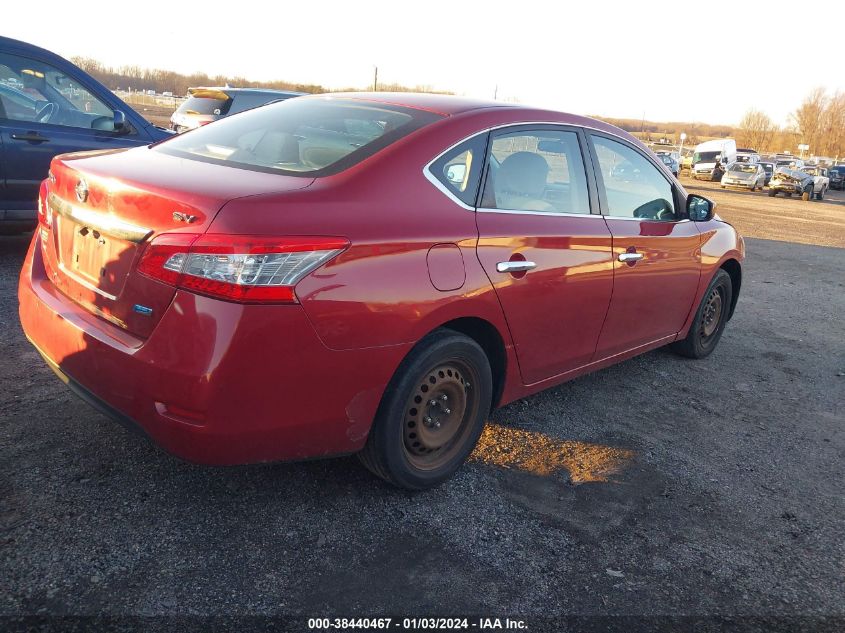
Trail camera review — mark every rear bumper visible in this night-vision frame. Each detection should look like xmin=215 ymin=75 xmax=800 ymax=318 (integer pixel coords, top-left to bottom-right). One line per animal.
xmin=18 ymin=232 xmax=407 ymax=465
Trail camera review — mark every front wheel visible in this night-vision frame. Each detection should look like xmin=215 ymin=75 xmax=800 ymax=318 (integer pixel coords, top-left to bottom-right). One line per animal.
xmin=768 ymin=189 xmax=777 ymax=197
xmin=358 ymin=329 xmax=493 ymax=490
xmin=671 ymin=269 xmax=733 ymax=359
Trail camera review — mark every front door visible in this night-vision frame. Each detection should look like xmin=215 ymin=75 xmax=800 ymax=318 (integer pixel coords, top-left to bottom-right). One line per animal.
xmin=0 ymin=50 xmax=142 ymax=219
xmin=588 ymin=133 xmax=702 ymax=359
xmin=475 ymin=126 xmax=614 ymax=384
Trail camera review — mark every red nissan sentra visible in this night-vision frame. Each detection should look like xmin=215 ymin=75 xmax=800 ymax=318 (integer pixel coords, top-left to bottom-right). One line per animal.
xmin=19 ymin=93 xmax=744 ymax=489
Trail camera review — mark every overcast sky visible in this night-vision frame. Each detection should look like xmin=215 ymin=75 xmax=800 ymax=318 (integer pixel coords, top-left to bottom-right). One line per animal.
xmin=4 ymin=0 xmax=842 ymax=126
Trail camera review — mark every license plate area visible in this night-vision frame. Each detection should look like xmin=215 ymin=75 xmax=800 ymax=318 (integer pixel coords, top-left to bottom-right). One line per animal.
xmin=69 ymin=222 xmax=134 ymax=292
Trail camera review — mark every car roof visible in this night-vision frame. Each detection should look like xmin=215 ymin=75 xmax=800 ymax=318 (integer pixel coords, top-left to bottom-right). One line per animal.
xmin=311 ymin=92 xmax=521 ymax=116
xmin=0 ymin=35 xmax=62 ymax=58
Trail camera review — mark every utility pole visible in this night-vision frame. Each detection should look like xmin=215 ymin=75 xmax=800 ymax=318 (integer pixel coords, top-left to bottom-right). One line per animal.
xmin=373 ymin=66 xmax=378 ymax=92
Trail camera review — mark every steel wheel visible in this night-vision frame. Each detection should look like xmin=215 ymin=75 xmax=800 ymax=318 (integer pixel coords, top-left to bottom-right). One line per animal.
xmin=671 ymin=269 xmax=733 ymax=359
xmin=358 ymin=328 xmax=492 ymax=489
xmin=699 ymin=286 xmax=724 ymax=340
xmin=402 ymin=362 xmax=479 ymax=471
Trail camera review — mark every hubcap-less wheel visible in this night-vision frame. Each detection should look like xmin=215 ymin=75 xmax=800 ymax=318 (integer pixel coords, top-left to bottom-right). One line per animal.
xmin=403 ymin=362 xmax=478 ymax=470
xmin=700 ymin=287 xmax=723 ymax=339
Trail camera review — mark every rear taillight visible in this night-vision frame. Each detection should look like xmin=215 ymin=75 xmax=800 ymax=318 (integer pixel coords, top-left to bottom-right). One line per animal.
xmin=37 ymin=179 xmax=51 ymax=230
xmin=137 ymin=234 xmax=348 ymax=304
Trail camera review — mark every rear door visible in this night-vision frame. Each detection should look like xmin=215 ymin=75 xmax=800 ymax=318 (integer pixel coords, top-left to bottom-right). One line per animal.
xmin=587 ymin=133 xmax=701 ymax=359
xmin=474 ymin=125 xmax=614 ymax=384
xmin=0 ymin=50 xmax=148 ymax=220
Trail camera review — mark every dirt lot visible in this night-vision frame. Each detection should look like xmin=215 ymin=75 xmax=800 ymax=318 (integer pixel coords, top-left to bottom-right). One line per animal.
xmin=1 ymin=180 xmax=844 ymax=630
xmin=680 ymin=174 xmax=845 ymax=248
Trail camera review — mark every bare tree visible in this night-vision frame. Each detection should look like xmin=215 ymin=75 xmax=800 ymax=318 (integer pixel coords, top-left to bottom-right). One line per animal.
xmin=736 ymin=109 xmax=778 ymax=152
xmin=790 ymin=88 xmax=828 ymax=155
xmin=820 ymin=92 xmax=845 ymax=158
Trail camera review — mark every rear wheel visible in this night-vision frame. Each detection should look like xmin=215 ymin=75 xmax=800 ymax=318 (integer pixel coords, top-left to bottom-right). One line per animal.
xmin=671 ymin=269 xmax=733 ymax=359
xmin=768 ymin=189 xmax=777 ymax=197
xmin=358 ymin=329 xmax=492 ymax=490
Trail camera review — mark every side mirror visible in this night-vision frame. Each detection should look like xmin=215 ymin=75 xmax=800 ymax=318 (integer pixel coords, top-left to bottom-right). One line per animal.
xmin=112 ymin=109 xmax=127 ymax=133
xmin=687 ymin=194 xmax=715 ymax=222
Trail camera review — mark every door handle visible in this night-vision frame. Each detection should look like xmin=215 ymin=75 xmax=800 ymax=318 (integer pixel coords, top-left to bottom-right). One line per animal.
xmin=11 ymin=132 xmax=50 ymax=142
xmin=618 ymin=252 xmax=644 ymax=263
xmin=496 ymin=260 xmax=537 ymax=273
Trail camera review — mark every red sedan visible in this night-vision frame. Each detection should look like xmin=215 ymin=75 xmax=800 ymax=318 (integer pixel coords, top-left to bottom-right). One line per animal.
xmin=19 ymin=93 xmax=744 ymax=489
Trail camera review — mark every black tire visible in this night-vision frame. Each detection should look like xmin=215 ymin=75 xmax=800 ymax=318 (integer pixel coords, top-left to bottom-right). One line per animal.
xmin=358 ymin=328 xmax=493 ymax=490
xmin=671 ymin=269 xmax=733 ymax=359
xmin=768 ymin=189 xmax=777 ymax=197
xmin=816 ymin=187 xmax=825 ymax=200
xmin=750 ymin=183 xmax=756 ymax=192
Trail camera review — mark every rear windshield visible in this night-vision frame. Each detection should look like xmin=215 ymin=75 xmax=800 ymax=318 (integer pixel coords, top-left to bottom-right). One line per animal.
xmin=176 ymin=94 xmax=232 ymax=116
xmin=729 ymin=163 xmax=757 ymax=173
xmin=156 ymin=97 xmax=442 ymax=176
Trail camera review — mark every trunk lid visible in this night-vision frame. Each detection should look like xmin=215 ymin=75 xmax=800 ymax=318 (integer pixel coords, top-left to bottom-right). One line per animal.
xmin=42 ymin=146 xmax=313 ymax=338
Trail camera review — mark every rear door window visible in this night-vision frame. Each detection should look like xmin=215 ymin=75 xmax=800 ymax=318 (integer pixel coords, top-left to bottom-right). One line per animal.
xmin=480 ymin=129 xmax=590 ymax=214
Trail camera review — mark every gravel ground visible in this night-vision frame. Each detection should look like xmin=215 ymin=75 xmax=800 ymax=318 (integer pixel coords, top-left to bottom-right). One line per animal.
xmin=681 ymin=174 xmax=845 ymax=248
xmin=1 ymin=191 xmax=844 ymax=630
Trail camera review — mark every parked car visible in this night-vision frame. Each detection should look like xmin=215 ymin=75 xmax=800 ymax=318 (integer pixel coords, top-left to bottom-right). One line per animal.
xmin=692 ymin=138 xmax=737 ymax=180
xmin=720 ymin=162 xmax=766 ymax=191
xmin=758 ymin=161 xmax=775 ymax=186
xmin=775 ymin=157 xmax=804 ymax=170
xmin=169 ymin=87 xmax=303 ymax=132
xmin=656 ymin=152 xmax=679 ymax=177
xmin=800 ymin=165 xmax=830 ymax=200
xmin=829 ymin=165 xmax=845 ymax=190
xmin=0 ymin=36 xmax=172 ymax=230
xmin=19 ymin=93 xmax=744 ymax=489
xmin=734 ymin=148 xmax=760 ymax=164
xmin=768 ymin=167 xmax=815 ymax=200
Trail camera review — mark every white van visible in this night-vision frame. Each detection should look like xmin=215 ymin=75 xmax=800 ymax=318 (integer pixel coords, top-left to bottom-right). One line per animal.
xmin=692 ymin=138 xmax=738 ymax=180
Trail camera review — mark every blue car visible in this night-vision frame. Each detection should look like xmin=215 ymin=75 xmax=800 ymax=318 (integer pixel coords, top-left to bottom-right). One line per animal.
xmin=0 ymin=36 xmax=172 ymax=229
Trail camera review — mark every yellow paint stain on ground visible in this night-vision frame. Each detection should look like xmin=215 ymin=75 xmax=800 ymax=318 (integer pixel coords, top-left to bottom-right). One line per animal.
xmin=471 ymin=423 xmax=635 ymax=483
